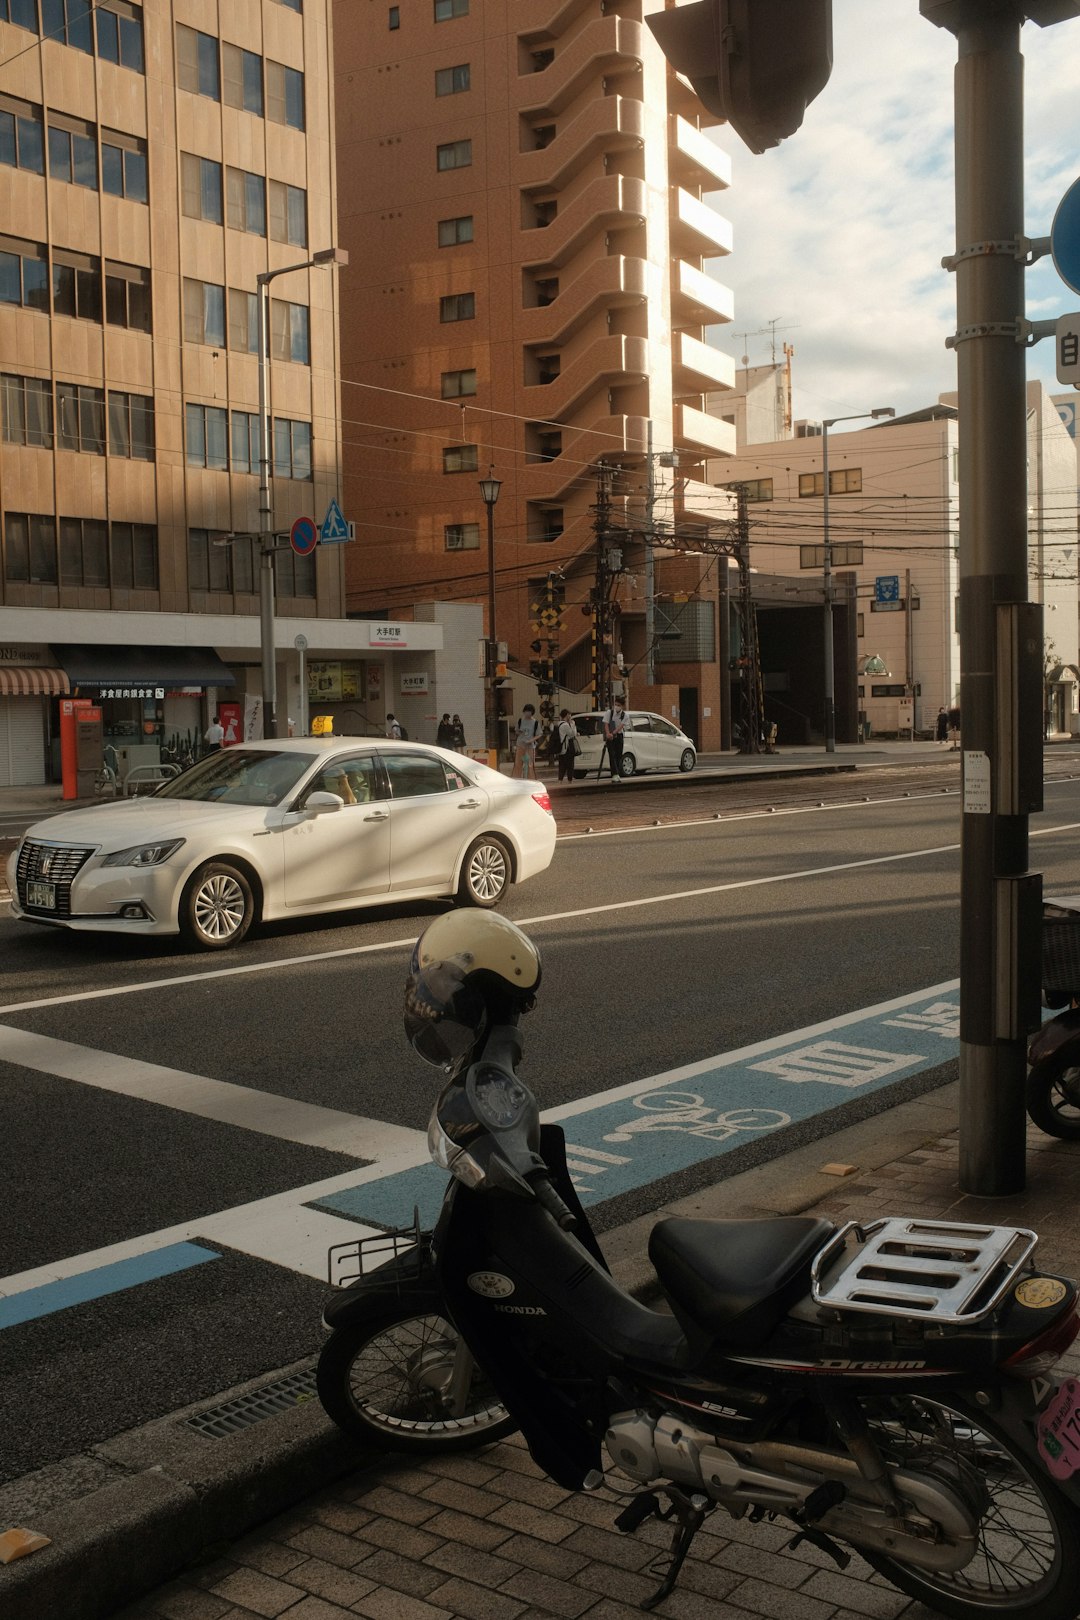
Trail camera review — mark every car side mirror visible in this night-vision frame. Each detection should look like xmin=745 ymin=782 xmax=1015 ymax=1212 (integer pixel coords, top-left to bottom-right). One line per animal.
xmin=305 ymin=791 xmax=344 ymax=814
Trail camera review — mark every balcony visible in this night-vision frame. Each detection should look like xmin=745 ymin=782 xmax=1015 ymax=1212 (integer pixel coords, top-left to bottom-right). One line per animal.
xmin=669 ymin=116 xmax=731 ymax=191
xmin=520 ymin=334 xmax=648 ymax=420
xmin=674 ymin=332 xmax=735 ymax=395
xmin=521 ymin=173 xmax=646 ymax=269
xmin=516 ymin=0 xmax=595 ymax=37
xmin=672 ymin=259 xmax=733 ymax=325
xmin=520 ymin=254 xmax=648 ymax=345
xmin=674 ymin=402 xmax=736 ymax=458
xmin=671 ymin=188 xmax=732 ymax=258
xmin=518 ymin=412 xmax=650 ymax=500
xmin=517 ymin=16 xmax=643 ymax=117
xmin=516 ymin=94 xmax=645 ymax=193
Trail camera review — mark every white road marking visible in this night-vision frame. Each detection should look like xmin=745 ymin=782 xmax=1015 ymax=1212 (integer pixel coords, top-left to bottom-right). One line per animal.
xmin=0 ymin=1024 xmax=424 ymax=1161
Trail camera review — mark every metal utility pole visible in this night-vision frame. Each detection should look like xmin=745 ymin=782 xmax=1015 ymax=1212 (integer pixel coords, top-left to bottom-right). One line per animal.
xmin=479 ymin=468 xmax=502 ymax=759
xmin=644 ymin=422 xmax=657 ymax=686
xmin=590 ymin=464 xmax=620 ymax=710
xmin=923 ymin=0 xmax=1055 ymax=1194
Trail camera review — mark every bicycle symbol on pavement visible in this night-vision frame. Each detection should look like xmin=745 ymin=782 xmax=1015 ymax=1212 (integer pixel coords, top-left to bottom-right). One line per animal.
xmin=602 ymin=1090 xmax=791 ymax=1145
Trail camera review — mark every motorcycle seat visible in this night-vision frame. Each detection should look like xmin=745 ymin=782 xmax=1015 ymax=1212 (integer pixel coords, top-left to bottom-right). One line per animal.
xmin=648 ymin=1215 xmax=835 ymax=1349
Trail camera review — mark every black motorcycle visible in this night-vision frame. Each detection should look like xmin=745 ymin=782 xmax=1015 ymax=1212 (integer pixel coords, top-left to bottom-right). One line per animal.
xmin=318 ymin=909 xmax=1080 ymax=1619
xmin=1027 ymin=902 xmax=1080 ymax=1140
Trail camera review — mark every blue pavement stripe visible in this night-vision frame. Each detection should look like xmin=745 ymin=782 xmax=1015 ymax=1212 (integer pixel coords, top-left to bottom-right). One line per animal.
xmin=312 ymin=983 xmax=962 ymax=1231
xmin=0 ymin=1242 xmax=221 ymax=1330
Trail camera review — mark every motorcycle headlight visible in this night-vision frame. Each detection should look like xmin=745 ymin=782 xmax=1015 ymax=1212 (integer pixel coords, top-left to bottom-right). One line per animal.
xmin=101 ymin=838 xmax=185 ymax=868
xmin=427 ymin=1111 xmax=487 ymax=1189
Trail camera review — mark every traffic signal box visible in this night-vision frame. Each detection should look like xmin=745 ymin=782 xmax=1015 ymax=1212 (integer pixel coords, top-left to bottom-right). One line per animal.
xmin=647 ymin=0 xmax=832 ymax=154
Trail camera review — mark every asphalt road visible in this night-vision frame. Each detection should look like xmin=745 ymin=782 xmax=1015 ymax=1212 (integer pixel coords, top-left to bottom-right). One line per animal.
xmin=3 ymin=769 xmax=1080 ymax=1486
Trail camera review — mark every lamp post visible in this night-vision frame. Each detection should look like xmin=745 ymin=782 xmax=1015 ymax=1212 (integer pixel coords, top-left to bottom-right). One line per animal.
xmin=821 ymin=407 xmax=894 ymax=752
xmin=256 ymin=246 xmax=347 ymax=739
xmin=479 ymin=467 xmax=502 ymax=758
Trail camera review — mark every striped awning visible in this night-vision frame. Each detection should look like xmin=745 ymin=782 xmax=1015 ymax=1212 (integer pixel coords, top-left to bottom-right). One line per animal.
xmin=0 ymin=665 xmax=70 ymax=696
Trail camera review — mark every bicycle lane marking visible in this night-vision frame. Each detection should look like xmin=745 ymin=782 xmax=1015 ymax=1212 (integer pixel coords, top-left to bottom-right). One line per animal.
xmin=311 ymin=980 xmax=962 ymax=1228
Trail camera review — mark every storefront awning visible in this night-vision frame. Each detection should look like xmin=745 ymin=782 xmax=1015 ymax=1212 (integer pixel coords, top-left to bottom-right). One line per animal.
xmin=52 ymin=645 xmax=235 ymax=692
xmin=1046 ymin=664 xmax=1080 ymax=686
xmin=0 ymin=665 xmax=70 ymax=696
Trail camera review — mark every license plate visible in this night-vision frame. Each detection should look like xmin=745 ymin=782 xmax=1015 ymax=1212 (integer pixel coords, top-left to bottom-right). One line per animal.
xmin=26 ymin=880 xmax=56 ymax=910
xmin=1038 ymin=1377 xmax=1080 ymax=1479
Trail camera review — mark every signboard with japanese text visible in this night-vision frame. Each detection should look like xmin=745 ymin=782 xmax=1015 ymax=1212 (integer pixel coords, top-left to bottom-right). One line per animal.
xmin=400 ymin=672 xmax=429 ymax=695
xmin=307 ymin=661 xmax=362 ymax=702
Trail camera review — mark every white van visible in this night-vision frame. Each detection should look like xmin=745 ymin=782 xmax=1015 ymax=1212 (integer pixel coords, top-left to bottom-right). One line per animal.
xmin=570 ymin=711 xmax=696 ymax=779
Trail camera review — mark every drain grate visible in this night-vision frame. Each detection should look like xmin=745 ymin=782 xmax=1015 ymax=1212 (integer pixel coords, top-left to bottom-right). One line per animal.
xmin=184 ymin=1367 xmax=318 ymax=1439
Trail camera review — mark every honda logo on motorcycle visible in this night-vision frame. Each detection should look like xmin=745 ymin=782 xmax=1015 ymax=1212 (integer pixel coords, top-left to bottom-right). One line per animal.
xmin=468 ymin=1270 xmax=515 ymax=1299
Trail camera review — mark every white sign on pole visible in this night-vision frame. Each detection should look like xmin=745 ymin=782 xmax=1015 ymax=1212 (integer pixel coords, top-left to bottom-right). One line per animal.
xmin=1056 ymin=314 xmax=1080 ymax=385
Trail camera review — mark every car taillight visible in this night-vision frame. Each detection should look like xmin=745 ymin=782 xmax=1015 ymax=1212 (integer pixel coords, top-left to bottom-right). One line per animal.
xmin=1002 ymin=1306 xmax=1080 ymax=1378
xmin=531 ymin=788 xmax=553 ymax=816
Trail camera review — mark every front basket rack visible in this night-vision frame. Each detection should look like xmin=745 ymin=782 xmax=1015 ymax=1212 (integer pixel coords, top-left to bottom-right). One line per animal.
xmin=811 ymin=1218 xmax=1039 ymax=1325
xmin=327 ymin=1207 xmax=430 ymax=1290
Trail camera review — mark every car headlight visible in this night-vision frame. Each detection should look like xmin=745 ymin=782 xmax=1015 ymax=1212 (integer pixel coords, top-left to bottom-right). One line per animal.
xmin=101 ymin=838 xmax=185 ymax=868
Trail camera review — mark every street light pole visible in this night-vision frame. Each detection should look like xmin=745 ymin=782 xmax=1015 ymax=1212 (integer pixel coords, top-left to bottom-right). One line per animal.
xmin=255 ymin=246 xmax=347 ymax=739
xmin=821 ymin=407 xmax=894 ymax=752
xmin=479 ymin=467 xmax=502 ymax=760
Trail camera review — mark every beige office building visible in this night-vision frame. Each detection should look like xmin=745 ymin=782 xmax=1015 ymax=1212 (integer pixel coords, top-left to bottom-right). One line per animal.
xmin=0 ymin=0 xmax=354 ymax=786
xmin=335 ymin=0 xmax=737 ymax=746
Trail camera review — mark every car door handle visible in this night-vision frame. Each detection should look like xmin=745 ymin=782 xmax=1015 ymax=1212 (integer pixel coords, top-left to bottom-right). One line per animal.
xmin=364 ymin=810 xmax=389 ymax=821
xmin=458 ymin=799 xmax=482 ymax=809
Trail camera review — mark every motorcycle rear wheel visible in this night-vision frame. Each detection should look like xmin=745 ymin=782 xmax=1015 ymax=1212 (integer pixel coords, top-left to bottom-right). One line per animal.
xmin=317 ymin=1301 xmax=516 ymax=1454
xmin=854 ymin=1392 xmax=1080 ymax=1620
xmin=1026 ymin=1063 xmax=1080 ymax=1140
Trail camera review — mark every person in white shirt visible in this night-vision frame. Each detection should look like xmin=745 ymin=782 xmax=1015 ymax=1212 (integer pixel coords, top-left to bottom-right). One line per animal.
xmin=603 ymin=701 xmax=627 ymax=781
xmin=555 ymin=709 xmax=578 ymax=783
xmin=204 ymin=716 xmax=224 ymax=752
xmin=513 ymin=704 xmax=540 ymax=778
xmin=385 ymin=713 xmax=402 ymax=740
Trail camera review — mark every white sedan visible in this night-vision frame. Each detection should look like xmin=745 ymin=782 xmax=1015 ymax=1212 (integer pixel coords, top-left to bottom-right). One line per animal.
xmin=7 ymin=739 xmax=557 ymax=951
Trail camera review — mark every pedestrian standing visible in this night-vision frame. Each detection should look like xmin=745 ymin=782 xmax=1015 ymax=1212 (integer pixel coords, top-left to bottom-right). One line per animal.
xmin=947 ymin=704 xmax=961 ymax=750
xmin=385 ymin=712 xmax=403 ymax=740
xmin=556 ymin=709 xmax=578 ymax=782
xmin=451 ymin=714 xmax=466 ymax=751
xmin=935 ymin=706 xmax=948 ymax=746
xmin=603 ymin=698 xmax=628 ymax=781
xmin=204 ymin=715 xmax=224 ymax=753
xmin=436 ymin=713 xmax=454 ymax=746
xmin=513 ymin=704 xmax=540 ymax=778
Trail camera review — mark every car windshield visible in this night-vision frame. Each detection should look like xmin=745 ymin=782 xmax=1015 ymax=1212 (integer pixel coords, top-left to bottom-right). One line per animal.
xmin=155 ymin=749 xmax=318 ymax=806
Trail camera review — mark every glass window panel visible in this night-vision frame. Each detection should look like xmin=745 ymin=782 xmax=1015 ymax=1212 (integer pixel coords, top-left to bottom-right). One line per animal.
xmin=231 ymin=412 xmax=249 ymax=470
xmin=202 ymin=158 xmax=222 ymax=223
xmin=110 ymin=523 xmax=132 ymax=589
xmin=48 ymin=125 xmax=71 ymax=183
xmin=233 ymin=534 xmax=255 ymax=594
xmin=26 ymin=377 xmax=51 ymax=446
xmin=72 ymin=131 xmax=96 ymax=189
xmin=51 ymin=260 xmax=76 ymax=316
xmin=206 ymin=406 xmax=228 ymax=470
xmin=185 ymin=401 xmax=204 ymax=465
xmin=17 ymin=114 xmax=43 ymax=174
xmin=132 ymin=527 xmax=158 ymax=590
xmin=59 ymin=517 xmax=82 ymax=582
xmin=273 ymin=416 xmax=290 ymax=477
xmin=10 ymin=0 xmax=37 ymax=30
xmin=204 ymin=282 xmax=224 ymax=345
xmin=292 ymin=420 xmax=311 ymax=479
xmin=270 ymin=297 xmax=287 ymax=360
xmin=29 ymin=513 xmax=56 ymax=581
xmin=84 ymin=519 xmax=108 ymax=586
xmin=285 ymin=66 xmax=304 ymax=129
xmin=289 ymin=303 xmax=309 ymax=363
xmin=188 ymin=529 xmax=209 ymax=592
xmin=207 ymin=535 xmax=229 ymax=591
xmin=245 ymin=171 xmax=265 ymax=234
xmin=40 ymin=0 xmax=63 ymax=38
xmin=80 ymin=387 xmax=104 ymax=453
xmin=176 ymin=24 xmax=199 ymax=92
xmin=125 ymin=147 xmax=147 ymax=203
xmin=67 ymin=0 xmax=92 ymax=53
xmin=0 ymin=112 xmax=15 ymax=170
xmin=243 ymin=50 xmax=263 ymax=114
xmin=198 ymin=31 xmax=219 ymax=99
xmin=101 ymin=143 xmax=123 ymax=195
xmin=1 ymin=374 xmax=23 ymax=441
xmin=4 ymin=512 xmax=29 ymax=581
xmin=21 ymin=254 xmax=46 ymax=311
xmin=287 ymin=185 xmax=306 ymax=245
xmin=268 ymin=180 xmax=286 ymax=243
xmin=131 ymin=393 xmax=153 ymax=459
xmin=118 ymin=13 xmax=143 ymax=72
xmin=56 ymin=384 xmax=77 ymax=449
xmin=0 ymin=252 xmax=20 ymax=304
xmin=222 ymin=42 xmax=243 ymax=107
xmin=108 ymin=390 xmax=129 ymax=457
xmin=96 ymin=7 xmax=118 ymax=60
xmin=76 ymin=264 xmax=101 ymax=321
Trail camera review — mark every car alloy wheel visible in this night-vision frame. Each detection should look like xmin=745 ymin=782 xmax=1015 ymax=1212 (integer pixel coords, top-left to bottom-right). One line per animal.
xmin=679 ymin=749 xmax=696 ymax=772
xmin=459 ymin=836 xmax=510 ymax=908
xmin=618 ymin=752 xmax=636 ymax=778
xmin=181 ymin=861 xmax=255 ymax=949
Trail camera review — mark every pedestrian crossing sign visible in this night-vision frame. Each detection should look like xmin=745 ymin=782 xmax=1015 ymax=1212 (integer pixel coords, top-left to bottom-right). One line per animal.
xmin=320 ymin=499 xmax=352 ymax=544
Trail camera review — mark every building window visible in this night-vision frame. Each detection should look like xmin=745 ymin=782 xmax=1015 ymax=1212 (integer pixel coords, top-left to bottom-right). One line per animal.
xmin=231 ymin=410 xmax=260 ymax=472
xmin=434 ymin=0 xmax=468 ymax=18
xmin=275 ymin=545 xmax=315 ymax=597
xmin=799 ymin=541 xmax=864 ymax=567
xmin=56 ymin=383 xmax=105 ymax=453
xmin=228 ymin=288 xmax=259 ymax=354
xmin=443 ymin=443 xmax=478 ymax=473
xmin=438 ymin=214 xmax=473 ymax=246
xmin=799 ymin=467 xmax=863 ymax=496
xmin=0 ymin=96 xmax=44 ymax=175
xmin=226 ymin=166 xmax=266 ymax=235
xmin=741 ymin=477 xmax=773 ymax=502
xmin=101 ymin=130 xmax=147 ymax=201
xmin=440 ymin=367 xmax=476 ymax=399
xmin=388 ymin=5 xmax=399 ymax=26
xmin=435 ymin=63 xmax=470 ymax=96
xmin=41 ymin=0 xmax=93 ymax=54
xmin=1 ymin=374 xmax=53 ymax=447
xmin=188 ymin=527 xmax=228 ymax=593
xmin=273 ymin=416 xmax=312 ymax=479
xmin=440 ymin=291 xmax=474 ymax=322
xmin=4 ymin=512 xmax=57 ymax=584
xmin=177 ymin=24 xmax=220 ymax=101
xmin=0 ymin=1 xmax=39 ymax=34
xmin=185 ymin=402 xmax=229 ymax=470
xmin=95 ymin=0 xmax=144 ymax=71
xmin=108 ymin=390 xmax=154 ymax=460
xmin=437 ymin=139 xmax=471 ymax=171
xmin=266 ymin=60 xmax=304 ymax=129
xmin=444 ymin=522 xmax=479 ymax=550
xmin=59 ymin=517 xmax=109 ymax=586
xmin=52 ymin=250 xmax=102 ymax=322
xmin=181 ymin=152 xmax=223 ymax=223
xmin=270 ymin=298 xmax=309 ymax=363
xmin=272 ymin=0 xmax=301 ymax=10
xmin=104 ymin=259 xmax=151 ymax=331
xmin=183 ymin=277 xmax=225 ymax=346
xmin=110 ymin=521 xmax=158 ymax=590
xmin=269 ymin=179 xmax=306 ymax=246
xmin=857 ymin=611 xmax=864 ymax=638
xmin=223 ymin=42 xmax=264 ymax=115
xmin=0 ymin=236 xmax=48 ymax=311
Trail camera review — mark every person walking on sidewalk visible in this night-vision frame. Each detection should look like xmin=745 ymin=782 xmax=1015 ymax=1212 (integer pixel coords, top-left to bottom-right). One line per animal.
xmin=513 ymin=704 xmax=540 ymax=778
xmin=555 ymin=709 xmax=579 ymax=782
xmin=936 ymin=706 xmax=949 ymax=746
xmin=203 ymin=715 xmax=224 ymax=753
xmin=603 ymin=698 xmax=628 ymax=781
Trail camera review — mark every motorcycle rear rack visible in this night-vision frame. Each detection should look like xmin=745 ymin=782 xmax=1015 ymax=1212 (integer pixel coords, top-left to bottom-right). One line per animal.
xmin=327 ymin=1207 xmax=430 ymax=1289
xmin=810 ymin=1218 xmax=1039 ymax=1324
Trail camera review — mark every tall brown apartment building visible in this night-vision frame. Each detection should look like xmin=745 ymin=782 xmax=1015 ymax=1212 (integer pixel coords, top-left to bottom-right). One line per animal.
xmin=335 ymin=0 xmax=737 ymax=745
xmin=0 ymin=0 xmax=352 ymax=786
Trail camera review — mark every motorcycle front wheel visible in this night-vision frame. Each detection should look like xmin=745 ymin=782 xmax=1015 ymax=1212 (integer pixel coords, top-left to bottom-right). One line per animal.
xmin=855 ymin=1391 xmax=1080 ymax=1620
xmin=1026 ymin=1062 xmax=1080 ymax=1140
xmin=317 ymin=1300 xmax=516 ymax=1454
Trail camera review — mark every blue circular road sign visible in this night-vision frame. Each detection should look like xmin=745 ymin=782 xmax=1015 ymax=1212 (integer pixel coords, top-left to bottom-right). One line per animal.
xmin=290 ymin=516 xmax=318 ymax=556
xmin=1051 ymin=177 xmax=1080 ymax=296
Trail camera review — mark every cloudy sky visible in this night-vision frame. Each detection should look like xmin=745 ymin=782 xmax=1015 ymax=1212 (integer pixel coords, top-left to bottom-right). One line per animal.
xmin=710 ymin=1 xmax=1080 ymax=424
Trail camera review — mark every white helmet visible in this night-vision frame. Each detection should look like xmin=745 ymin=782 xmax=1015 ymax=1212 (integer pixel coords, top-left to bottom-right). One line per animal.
xmin=403 ymin=910 xmax=542 ymax=1074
